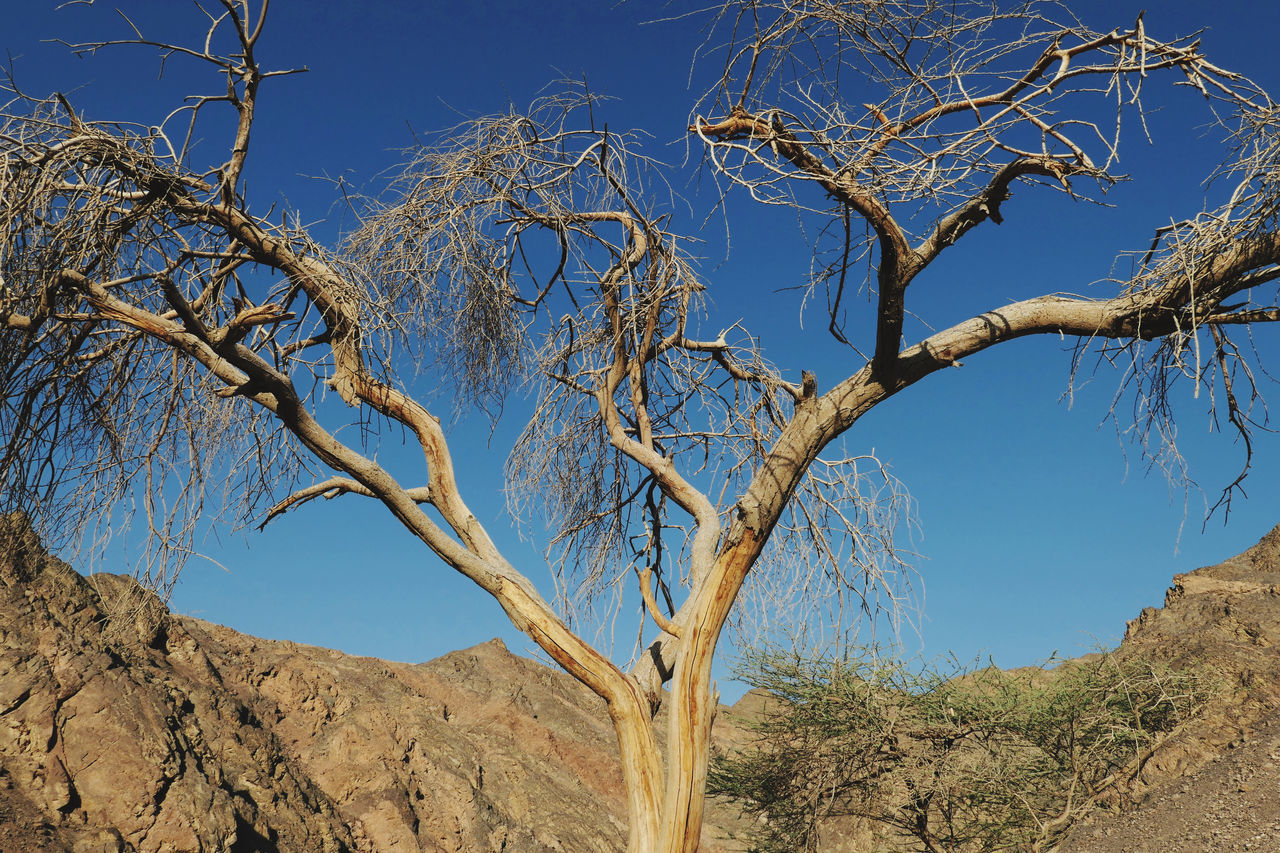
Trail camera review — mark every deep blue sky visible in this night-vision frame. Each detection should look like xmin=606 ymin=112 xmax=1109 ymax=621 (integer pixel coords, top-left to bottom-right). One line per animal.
xmin=6 ymin=1 xmax=1279 ymax=698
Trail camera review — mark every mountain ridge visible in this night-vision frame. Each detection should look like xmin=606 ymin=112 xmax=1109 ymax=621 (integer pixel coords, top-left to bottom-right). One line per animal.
xmin=1 ymin=513 xmax=1278 ymax=851
xmin=0 ymin=513 xmax=749 ymax=852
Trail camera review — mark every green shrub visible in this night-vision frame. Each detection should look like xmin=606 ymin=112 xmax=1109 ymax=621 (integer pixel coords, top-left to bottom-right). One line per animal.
xmin=709 ymin=647 xmax=1214 ymax=852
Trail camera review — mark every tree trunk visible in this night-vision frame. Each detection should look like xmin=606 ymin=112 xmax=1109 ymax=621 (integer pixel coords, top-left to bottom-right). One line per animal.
xmin=607 ymin=689 xmax=664 ymax=851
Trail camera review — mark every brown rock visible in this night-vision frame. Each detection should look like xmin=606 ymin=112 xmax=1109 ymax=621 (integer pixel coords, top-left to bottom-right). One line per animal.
xmin=0 ymin=514 xmax=749 ymax=852
xmin=1058 ymin=522 xmax=1280 ymax=852
xmin=0 ymin=514 xmax=357 ymax=853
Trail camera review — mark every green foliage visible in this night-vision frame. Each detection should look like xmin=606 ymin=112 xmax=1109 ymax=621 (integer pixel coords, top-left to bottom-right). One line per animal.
xmin=708 ymin=647 xmax=1215 ymax=852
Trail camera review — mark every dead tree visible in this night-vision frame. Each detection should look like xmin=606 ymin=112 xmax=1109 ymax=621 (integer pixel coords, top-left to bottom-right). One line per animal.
xmin=1 ymin=2 xmax=1277 ymax=850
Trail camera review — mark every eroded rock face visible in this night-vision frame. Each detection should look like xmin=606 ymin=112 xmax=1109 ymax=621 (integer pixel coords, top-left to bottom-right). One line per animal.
xmin=0 ymin=516 xmax=748 ymax=852
xmin=192 ymin=631 xmax=635 ymax=852
xmin=1057 ymin=522 xmax=1280 ymax=852
xmin=1119 ymin=523 xmax=1280 ymax=784
xmin=0 ymin=514 xmax=356 ymax=853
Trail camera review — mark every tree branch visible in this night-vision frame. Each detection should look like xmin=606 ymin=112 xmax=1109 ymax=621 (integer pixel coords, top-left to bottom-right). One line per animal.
xmin=259 ymin=477 xmax=433 ymax=529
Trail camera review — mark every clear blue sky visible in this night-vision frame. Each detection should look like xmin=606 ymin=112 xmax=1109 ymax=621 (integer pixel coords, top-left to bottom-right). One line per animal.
xmin=6 ymin=1 xmax=1279 ymax=699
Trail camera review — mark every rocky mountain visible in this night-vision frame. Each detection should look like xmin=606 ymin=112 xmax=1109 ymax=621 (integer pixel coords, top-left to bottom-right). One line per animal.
xmin=1 ymin=512 xmax=1278 ymax=852
xmin=1058 ymin=522 xmax=1280 ymax=852
xmin=0 ymin=515 xmax=750 ymax=852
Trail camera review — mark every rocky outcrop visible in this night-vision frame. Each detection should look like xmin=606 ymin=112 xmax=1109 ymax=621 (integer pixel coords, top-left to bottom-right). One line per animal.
xmin=0 ymin=514 xmax=356 ymax=853
xmin=1116 ymin=522 xmax=1280 ymax=789
xmin=0 ymin=516 xmax=747 ymax=852
xmin=1058 ymin=522 xmax=1280 ymax=851
xmin=189 ymin=632 xmax=636 ymax=852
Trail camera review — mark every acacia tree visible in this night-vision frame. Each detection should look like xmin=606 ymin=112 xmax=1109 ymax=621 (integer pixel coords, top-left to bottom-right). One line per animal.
xmin=1 ymin=1 xmax=1277 ymax=850
xmin=708 ymin=648 xmax=1214 ymax=852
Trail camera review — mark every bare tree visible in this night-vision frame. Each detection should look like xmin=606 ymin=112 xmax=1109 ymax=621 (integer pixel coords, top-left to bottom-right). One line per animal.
xmin=1 ymin=1 xmax=1277 ymax=850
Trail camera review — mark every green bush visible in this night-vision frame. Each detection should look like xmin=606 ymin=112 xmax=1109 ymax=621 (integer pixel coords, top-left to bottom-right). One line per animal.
xmin=709 ymin=647 xmax=1214 ymax=852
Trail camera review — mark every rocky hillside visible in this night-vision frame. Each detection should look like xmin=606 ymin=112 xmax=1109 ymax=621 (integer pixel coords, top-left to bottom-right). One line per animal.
xmin=1 ymin=513 xmax=1279 ymax=852
xmin=1058 ymin=522 xmax=1280 ymax=852
xmin=0 ymin=515 xmax=749 ymax=852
